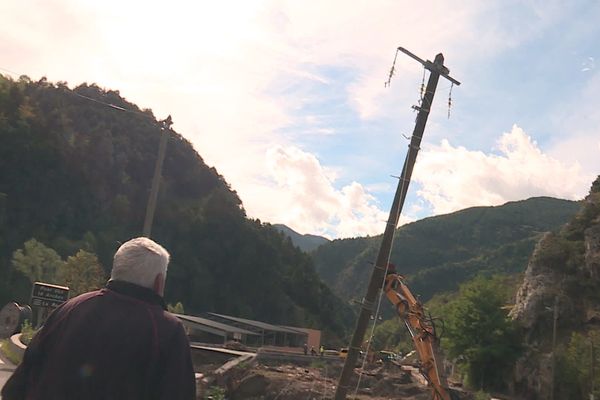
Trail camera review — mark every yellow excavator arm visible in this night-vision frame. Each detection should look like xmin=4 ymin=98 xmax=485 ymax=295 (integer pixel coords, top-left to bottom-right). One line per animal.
xmin=383 ymin=270 xmax=457 ymax=400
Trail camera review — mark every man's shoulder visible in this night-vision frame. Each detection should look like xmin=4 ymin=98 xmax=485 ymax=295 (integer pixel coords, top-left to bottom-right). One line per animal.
xmin=58 ymin=289 xmax=104 ymax=310
xmin=157 ymin=309 xmax=185 ymax=329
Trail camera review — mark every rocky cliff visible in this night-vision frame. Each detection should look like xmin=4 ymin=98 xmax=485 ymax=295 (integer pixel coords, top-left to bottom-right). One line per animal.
xmin=510 ymin=176 xmax=600 ymax=398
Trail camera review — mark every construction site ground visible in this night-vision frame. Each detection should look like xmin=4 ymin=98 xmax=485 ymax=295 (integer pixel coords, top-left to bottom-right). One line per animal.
xmin=215 ymin=358 xmax=473 ymax=400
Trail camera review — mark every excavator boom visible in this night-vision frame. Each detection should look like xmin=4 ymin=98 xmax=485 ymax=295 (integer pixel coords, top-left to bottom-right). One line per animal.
xmin=384 ymin=271 xmax=456 ymax=400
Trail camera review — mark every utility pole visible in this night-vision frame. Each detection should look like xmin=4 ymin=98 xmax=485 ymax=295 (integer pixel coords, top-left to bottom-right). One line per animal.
xmin=143 ymin=115 xmax=173 ymax=237
xmin=334 ymin=49 xmax=460 ymax=400
xmin=550 ymin=295 xmax=559 ymax=400
xmin=591 ymin=338 xmax=595 ymax=400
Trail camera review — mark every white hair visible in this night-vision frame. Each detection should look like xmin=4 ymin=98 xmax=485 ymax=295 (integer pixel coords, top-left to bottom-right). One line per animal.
xmin=110 ymin=237 xmax=170 ymax=289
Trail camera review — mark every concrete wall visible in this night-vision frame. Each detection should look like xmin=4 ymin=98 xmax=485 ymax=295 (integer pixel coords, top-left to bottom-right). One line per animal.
xmin=7 ymin=333 xmax=26 ymax=363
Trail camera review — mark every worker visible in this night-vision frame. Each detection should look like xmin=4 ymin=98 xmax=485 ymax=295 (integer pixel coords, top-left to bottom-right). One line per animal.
xmin=303 ymin=343 xmax=308 ymax=355
xmin=319 ymin=345 xmax=324 ymax=357
xmin=2 ymin=237 xmax=195 ymax=400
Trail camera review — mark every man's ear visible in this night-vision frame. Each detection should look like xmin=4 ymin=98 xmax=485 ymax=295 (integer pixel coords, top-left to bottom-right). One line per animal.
xmin=153 ymin=273 xmax=165 ymax=296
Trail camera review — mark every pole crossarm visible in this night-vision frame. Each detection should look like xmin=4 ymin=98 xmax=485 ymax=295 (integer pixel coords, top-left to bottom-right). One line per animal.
xmin=397 ymin=47 xmax=461 ymax=86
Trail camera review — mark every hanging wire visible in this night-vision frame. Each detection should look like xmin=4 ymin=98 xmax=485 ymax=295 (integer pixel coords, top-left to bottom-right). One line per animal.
xmin=0 ymin=66 xmax=22 ymax=76
xmin=305 ymin=375 xmax=317 ymax=400
xmin=352 ymin=257 xmax=395 ymax=395
xmin=352 ymin=167 xmax=410 ymax=396
xmin=385 ymin=48 xmax=400 ymax=87
xmin=419 ymin=67 xmax=426 ymax=103
xmin=0 ymin=65 xmax=159 ymax=123
xmin=447 ymin=82 xmax=454 ymax=119
xmin=273 ymin=379 xmax=295 ymax=400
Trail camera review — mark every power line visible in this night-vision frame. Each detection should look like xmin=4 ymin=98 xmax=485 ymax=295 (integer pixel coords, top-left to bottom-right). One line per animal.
xmin=0 ymin=66 xmax=156 ymax=123
xmin=0 ymin=66 xmax=22 ymax=76
xmin=1 ymin=65 xmax=173 ymax=238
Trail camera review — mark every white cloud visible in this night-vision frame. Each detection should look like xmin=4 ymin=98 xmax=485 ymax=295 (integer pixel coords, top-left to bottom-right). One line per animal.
xmin=1 ymin=0 xmax=593 ymax=239
xmin=0 ymin=0 xmax=481 ymax=235
xmin=252 ymin=145 xmax=396 ymax=238
xmin=414 ymin=125 xmax=593 ymax=214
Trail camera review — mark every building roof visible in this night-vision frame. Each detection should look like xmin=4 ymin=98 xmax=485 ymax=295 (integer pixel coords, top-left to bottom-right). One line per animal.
xmin=175 ymin=314 xmax=260 ymax=336
xmin=208 ymin=313 xmax=308 ymax=335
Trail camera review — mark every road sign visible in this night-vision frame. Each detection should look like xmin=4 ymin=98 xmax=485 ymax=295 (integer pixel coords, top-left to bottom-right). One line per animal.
xmin=31 ymin=282 xmax=69 ymax=309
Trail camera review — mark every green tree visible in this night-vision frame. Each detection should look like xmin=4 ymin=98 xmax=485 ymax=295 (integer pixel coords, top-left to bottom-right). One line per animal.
xmin=167 ymin=302 xmax=185 ymax=314
xmin=444 ymin=275 xmax=521 ymax=391
xmin=371 ymin=317 xmax=412 ymax=354
xmin=57 ymin=250 xmax=106 ymax=297
xmin=556 ymin=331 xmax=600 ymax=399
xmin=11 ymin=238 xmax=63 ymax=283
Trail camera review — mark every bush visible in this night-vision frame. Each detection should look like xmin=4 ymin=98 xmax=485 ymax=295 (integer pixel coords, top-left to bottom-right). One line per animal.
xmin=204 ymin=386 xmax=226 ymax=400
xmin=20 ymin=319 xmax=38 ymax=345
xmin=535 ymin=233 xmax=584 ymax=274
xmin=473 ymin=391 xmax=490 ymax=400
xmin=555 ymin=331 xmax=600 ymax=399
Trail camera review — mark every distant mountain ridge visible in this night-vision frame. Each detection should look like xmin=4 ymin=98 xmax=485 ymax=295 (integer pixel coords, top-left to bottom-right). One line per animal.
xmin=310 ymin=197 xmax=580 ymax=302
xmin=273 ymin=224 xmax=329 ymax=252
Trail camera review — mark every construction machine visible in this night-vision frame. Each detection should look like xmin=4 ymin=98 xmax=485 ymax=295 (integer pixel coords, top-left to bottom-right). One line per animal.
xmin=383 ymin=266 xmax=459 ymax=400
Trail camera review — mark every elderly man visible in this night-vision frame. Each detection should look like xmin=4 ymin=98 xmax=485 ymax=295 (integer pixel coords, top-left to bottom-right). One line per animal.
xmin=2 ymin=237 xmax=196 ymax=400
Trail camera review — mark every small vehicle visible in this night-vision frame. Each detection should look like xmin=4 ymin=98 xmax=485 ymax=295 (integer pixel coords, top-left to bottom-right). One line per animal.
xmin=378 ymin=350 xmax=397 ymax=363
xmin=339 ymin=347 xmax=348 ymax=359
xmin=339 ymin=348 xmax=365 ymax=364
xmin=324 ymin=349 xmax=339 ymax=356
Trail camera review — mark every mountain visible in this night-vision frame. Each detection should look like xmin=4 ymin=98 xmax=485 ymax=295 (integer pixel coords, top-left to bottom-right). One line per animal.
xmin=311 ymin=197 xmax=580 ymax=302
xmin=0 ymin=74 xmax=353 ymax=341
xmin=272 ymin=224 xmax=329 ymax=252
xmin=510 ymin=176 xmax=600 ymax=399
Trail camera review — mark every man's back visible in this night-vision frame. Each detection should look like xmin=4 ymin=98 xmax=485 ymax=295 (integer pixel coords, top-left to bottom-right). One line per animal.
xmin=2 ymin=280 xmax=195 ymax=400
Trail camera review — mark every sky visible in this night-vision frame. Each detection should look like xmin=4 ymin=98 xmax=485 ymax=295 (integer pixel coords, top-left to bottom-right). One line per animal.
xmin=1 ymin=0 xmax=599 ymax=239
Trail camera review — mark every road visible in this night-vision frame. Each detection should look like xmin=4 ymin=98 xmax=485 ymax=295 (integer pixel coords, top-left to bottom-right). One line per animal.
xmin=0 ymin=347 xmax=16 ymax=398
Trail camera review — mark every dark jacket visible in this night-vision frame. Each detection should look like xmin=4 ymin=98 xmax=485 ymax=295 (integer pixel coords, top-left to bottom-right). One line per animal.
xmin=1 ymin=280 xmax=196 ymax=400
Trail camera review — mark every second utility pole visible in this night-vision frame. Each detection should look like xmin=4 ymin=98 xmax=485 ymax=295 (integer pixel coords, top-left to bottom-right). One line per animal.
xmin=143 ymin=115 xmax=173 ymax=238
xmin=334 ymin=49 xmax=460 ymax=400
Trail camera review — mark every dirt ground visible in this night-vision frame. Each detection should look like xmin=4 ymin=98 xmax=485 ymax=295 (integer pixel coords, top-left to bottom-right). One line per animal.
xmin=223 ymin=362 xmax=442 ymax=400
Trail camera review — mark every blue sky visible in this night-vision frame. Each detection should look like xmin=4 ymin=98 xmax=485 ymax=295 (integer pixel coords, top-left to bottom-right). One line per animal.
xmin=1 ymin=0 xmax=599 ymax=238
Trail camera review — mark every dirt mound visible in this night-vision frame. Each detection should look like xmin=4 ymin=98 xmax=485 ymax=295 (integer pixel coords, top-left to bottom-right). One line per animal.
xmin=227 ymin=363 xmax=431 ymax=400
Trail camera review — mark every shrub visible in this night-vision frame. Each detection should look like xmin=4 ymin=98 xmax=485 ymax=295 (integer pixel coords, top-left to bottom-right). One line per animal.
xmin=20 ymin=319 xmax=38 ymax=345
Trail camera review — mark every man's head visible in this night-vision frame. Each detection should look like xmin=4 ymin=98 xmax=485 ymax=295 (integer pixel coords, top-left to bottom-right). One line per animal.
xmin=110 ymin=237 xmax=170 ymax=296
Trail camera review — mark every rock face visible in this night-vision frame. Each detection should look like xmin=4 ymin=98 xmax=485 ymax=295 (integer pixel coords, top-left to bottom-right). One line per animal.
xmin=509 ymin=234 xmax=561 ymax=399
xmin=509 ymin=233 xmax=559 ymax=330
xmin=510 ymin=177 xmax=600 ymax=399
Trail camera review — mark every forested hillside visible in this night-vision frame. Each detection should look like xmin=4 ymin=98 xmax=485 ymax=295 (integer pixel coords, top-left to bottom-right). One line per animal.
xmin=312 ymin=197 xmax=580 ymax=302
xmin=0 ymin=75 xmax=353 ymax=341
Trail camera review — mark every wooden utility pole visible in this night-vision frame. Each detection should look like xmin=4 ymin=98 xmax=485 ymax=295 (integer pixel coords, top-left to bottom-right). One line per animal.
xmin=143 ymin=115 xmax=172 ymax=237
xmin=591 ymin=338 xmax=595 ymax=400
xmin=334 ymin=49 xmax=459 ymax=400
xmin=550 ymin=294 xmax=559 ymax=400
